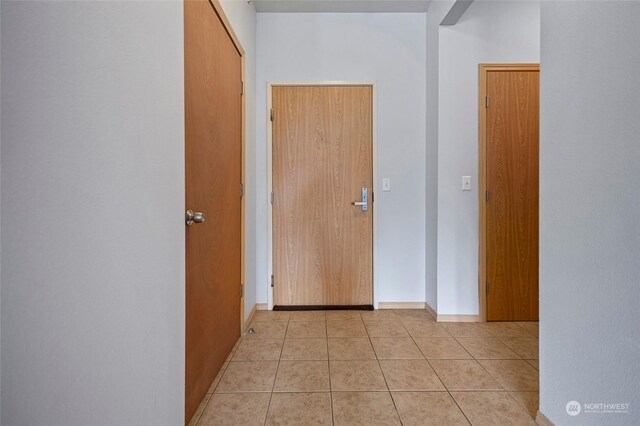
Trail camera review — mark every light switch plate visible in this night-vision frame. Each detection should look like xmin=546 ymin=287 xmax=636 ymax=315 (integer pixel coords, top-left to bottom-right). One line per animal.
xmin=382 ymin=178 xmax=391 ymax=191
xmin=462 ymin=176 xmax=471 ymax=191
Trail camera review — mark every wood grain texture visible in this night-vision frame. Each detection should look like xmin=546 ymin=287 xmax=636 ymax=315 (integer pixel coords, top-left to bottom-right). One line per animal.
xmin=272 ymin=86 xmax=373 ymax=306
xmin=184 ymin=0 xmax=242 ymax=422
xmin=485 ymin=69 xmax=539 ymax=321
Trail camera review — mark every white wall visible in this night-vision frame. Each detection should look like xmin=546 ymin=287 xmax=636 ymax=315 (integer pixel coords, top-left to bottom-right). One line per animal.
xmin=539 ymin=2 xmax=640 ymax=424
xmin=436 ymin=1 xmax=540 ymax=315
xmin=256 ymin=13 xmax=427 ymax=306
xmin=218 ymin=0 xmax=258 ymax=320
xmin=1 ymin=2 xmax=185 ymax=424
xmin=425 ymin=0 xmax=454 ymax=312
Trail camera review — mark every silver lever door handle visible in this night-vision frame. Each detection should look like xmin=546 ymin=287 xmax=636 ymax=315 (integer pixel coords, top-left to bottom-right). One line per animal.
xmin=185 ymin=209 xmax=206 ymax=226
xmin=351 ymin=188 xmax=368 ymax=211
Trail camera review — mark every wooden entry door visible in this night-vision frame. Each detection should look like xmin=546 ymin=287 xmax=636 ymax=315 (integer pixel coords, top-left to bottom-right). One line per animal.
xmin=481 ymin=65 xmax=539 ymax=321
xmin=272 ymin=85 xmax=373 ymax=307
xmin=184 ymin=0 xmax=242 ymax=422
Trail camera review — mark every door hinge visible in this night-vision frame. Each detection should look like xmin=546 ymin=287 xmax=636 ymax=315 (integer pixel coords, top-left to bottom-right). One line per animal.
xmin=270 ymin=274 xmax=274 ymax=288
xmin=240 ymin=283 xmax=244 ymax=298
xmin=371 ymin=191 xmax=374 ymax=203
xmin=241 ymin=80 xmax=245 ymax=96
xmin=240 ymin=183 xmax=244 ymax=198
xmin=270 ymin=192 xmax=275 ymax=205
xmin=485 ymin=189 xmax=490 ymax=202
xmin=270 ymin=108 xmax=274 ymax=122
xmin=485 ymin=96 xmax=490 ymax=108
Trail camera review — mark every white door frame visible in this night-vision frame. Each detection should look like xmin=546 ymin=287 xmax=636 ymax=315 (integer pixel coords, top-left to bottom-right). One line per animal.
xmin=266 ymin=81 xmax=379 ymax=310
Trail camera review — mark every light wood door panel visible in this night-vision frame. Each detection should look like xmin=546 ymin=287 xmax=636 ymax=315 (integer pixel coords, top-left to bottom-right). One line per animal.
xmin=184 ymin=0 xmax=242 ymax=422
xmin=272 ymin=86 xmax=373 ymax=306
xmin=485 ymin=69 xmax=539 ymax=321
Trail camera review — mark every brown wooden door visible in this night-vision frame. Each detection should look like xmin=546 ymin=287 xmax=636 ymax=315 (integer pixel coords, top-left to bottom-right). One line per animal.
xmin=485 ymin=69 xmax=539 ymax=321
xmin=272 ymin=85 xmax=373 ymax=307
xmin=184 ymin=0 xmax=242 ymax=422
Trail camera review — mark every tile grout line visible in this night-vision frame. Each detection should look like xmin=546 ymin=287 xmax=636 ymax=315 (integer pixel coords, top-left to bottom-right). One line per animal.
xmin=403 ymin=316 xmax=477 ymax=426
xmin=192 ymin=393 xmax=211 ymax=426
xmin=385 ymin=311 xmax=408 ymax=425
xmin=507 ymin=389 xmax=539 ymax=418
xmin=416 ymin=338 xmax=475 ymax=425
xmin=325 ymin=315 xmax=335 ymax=426
xmin=263 ymin=317 xmax=290 ymax=426
xmin=194 ymin=335 xmax=241 ymax=426
xmin=453 ymin=335 xmax=524 ymax=360
xmin=368 ymin=310 xmax=404 ymax=425
xmin=449 ymin=324 xmax=539 ymax=421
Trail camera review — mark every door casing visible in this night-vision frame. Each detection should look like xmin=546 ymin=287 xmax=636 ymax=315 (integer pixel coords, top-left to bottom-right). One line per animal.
xmin=266 ymin=81 xmax=378 ymax=310
xmin=478 ymin=63 xmax=540 ymax=322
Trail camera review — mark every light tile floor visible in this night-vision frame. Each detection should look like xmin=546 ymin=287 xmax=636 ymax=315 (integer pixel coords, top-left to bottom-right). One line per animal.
xmin=189 ymin=310 xmax=539 ymax=426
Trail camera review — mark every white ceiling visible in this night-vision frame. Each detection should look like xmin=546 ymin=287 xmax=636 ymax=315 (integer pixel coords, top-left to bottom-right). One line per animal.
xmin=254 ymin=0 xmax=432 ymax=13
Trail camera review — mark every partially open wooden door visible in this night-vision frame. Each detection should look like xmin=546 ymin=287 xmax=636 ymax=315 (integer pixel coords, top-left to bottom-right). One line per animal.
xmin=184 ymin=0 xmax=242 ymax=422
xmin=272 ymin=85 xmax=373 ymax=307
xmin=480 ymin=64 xmax=539 ymax=322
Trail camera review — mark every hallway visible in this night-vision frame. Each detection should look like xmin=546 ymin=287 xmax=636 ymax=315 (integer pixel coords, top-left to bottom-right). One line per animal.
xmin=189 ymin=310 xmax=539 ymax=425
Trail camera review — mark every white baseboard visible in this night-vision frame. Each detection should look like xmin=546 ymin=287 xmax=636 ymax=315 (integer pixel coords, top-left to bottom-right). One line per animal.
xmin=536 ymin=410 xmax=554 ymax=426
xmin=253 ymin=300 xmax=482 ymax=326
xmin=436 ymin=314 xmax=481 ymax=322
xmin=424 ymin=302 xmax=437 ymax=319
xmin=242 ymin=304 xmax=257 ymax=334
xmin=378 ymin=302 xmax=426 ymax=310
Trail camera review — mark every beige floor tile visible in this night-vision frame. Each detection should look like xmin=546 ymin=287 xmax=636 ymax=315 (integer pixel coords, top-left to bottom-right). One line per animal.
xmin=379 ymin=360 xmax=445 ymax=391
xmin=443 ymin=323 xmax=492 ymax=337
xmin=245 ymin=321 xmax=288 ymax=339
xmin=515 ymin=322 xmax=539 ymax=337
xmin=364 ymin=321 xmax=409 ymax=337
xmin=207 ymin=362 xmax=229 ymax=393
xmin=414 ymin=338 xmax=472 ymax=359
xmin=266 ymin=392 xmax=333 ymax=426
xmin=327 ymin=320 xmax=368 ymax=337
xmin=326 ymin=310 xmax=363 ymax=321
xmin=451 ymin=391 xmax=536 ymax=425
xmin=499 ymin=337 xmax=539 ymax=359
xmin=480 ymin=322 xmax=533 ymax=338
xmin=216 ymin=361 xmax=278 ymax=393
xmin=392 ymin=392 xmax=469 ymax=426
xmin=328 ymin=337 xmax=376 ymax=360
xmin=273 ymin=360 xmax=330 ymax=392
xmin=360 ymin=310 xmax=398 ymax=321
xmin=187 ymin=393 xmax=211 ymax=426
xmin=456 ymin=337 xmax=520 ymax=359
xmin=199 ymin=393 xmax=271 ymax=426
xmin=330 ymin=360 xmax=388 ymax=391
xmin=253 ymin=311 xmax=290 ymax=322
xmin=280 ymin=338 xmax=327 ymax=360
xmin=478 ymin=360 xmax=539 ymax=391
xmin=429 ymin=360 xmax=502 ymax=391
xmin=285 ymin=321 xmax=327 ymax=338
xmin=526 ymin=359 xmax=539 ymax=370
xmin=509 ymin=391 xmax=539 ymax=418
xmin=289 ymin=311 xmax=326 ymax=321
xmin=232 ymin=339 xmax=284 ymax=361
xmin=394 ymin=309 xmax=435 ymax=321
xmin=402 ymin=321 xmax=450 ymax=338
xmin=332 ymin=392 xmax=401 ymax=426
xmin=370 ymin=338 xmax=424 ymax=359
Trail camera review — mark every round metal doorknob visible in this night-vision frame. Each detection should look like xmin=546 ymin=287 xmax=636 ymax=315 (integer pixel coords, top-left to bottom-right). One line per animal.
xmin=185 ymin=209 xmax=206 ymax=226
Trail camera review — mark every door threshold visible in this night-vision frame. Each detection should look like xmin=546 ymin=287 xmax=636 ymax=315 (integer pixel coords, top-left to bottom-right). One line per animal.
xmin=273 ymin=305 xmax=374 ymax=311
